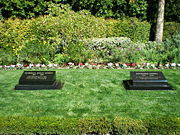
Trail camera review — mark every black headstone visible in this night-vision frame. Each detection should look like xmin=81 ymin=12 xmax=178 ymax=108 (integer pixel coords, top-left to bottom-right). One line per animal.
xmin=123 ymin=71 xmax=173 ymax=90
xmin=15 ymin=71 xmax=63 ymax=90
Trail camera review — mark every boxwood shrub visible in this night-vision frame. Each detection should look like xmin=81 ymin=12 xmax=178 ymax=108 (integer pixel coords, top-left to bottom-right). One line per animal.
xmin=0 ymin=117 xmax=179 ymax=135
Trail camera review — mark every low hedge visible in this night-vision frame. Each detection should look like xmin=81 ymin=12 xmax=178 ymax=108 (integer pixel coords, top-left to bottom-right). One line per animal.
xmin=0 ymin=117 xmax=179 ymax=135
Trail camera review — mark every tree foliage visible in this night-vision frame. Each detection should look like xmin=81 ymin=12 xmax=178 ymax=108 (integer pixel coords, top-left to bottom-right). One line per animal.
xmin=0 ymin=0 xmax=48 ymax=19
xmin=0 ymin=0 xmax=179 ymax=22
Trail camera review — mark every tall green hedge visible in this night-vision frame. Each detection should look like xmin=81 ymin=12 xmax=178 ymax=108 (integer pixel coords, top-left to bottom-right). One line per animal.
xmin=0 ymin=0 xmax=179 ymax=22
xmin=0 ymin=117 xmax=179 ymax=135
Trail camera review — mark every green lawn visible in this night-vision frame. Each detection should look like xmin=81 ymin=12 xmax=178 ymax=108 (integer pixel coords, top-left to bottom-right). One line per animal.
xmin=0 ymin=69 xmax=179 ymax=119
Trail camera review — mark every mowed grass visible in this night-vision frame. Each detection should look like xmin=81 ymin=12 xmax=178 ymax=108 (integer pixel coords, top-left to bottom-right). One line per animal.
xmin=0 ymin=69 xmax=179 ymax=119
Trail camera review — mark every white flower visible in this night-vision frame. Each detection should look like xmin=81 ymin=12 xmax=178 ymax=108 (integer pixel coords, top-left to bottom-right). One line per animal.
xmin=48 ymin=64 xmax=53 ymax=67
xmin=146 ymin=63 xmax=150 ymax=66
xmin=107 ymin=63 xmax=113 ymax=67
xmin=177 ymin=64 xmax=180 ymax=67
xmin=54 ymin=64 xmax=58 ymax=67
xmin=36 ymin=64 xmax=41 ymax=67
xmin=10 ymin=65 xmax=16 ymax=68
xmin=115 ymin=63 xmax=119 ymax=67
xmin=165 ymin=64 xmax=169 ymax=67
xmin=29 ymin=64 xmax=34 ymax=68
xmin=5 ymin=65 xmax=10 ymax=68
xmin=16 ymin=63 xmax=23 ymax=67
xmin=151 ymin=64 xmax=155 ymax=68
xmin=41 ymin=64 xmax=46 ymax=68
xmin=171 ymin=63 xmax=176 ymax=67
xmin=85 ymin=63 xmax=89 ymax=66
xmin=68 ymin=62 xmax=74 ymax=66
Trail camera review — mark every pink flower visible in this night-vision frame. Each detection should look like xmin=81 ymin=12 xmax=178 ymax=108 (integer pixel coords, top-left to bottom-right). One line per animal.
xmin=79 ymin=63 xmax=83 ymax=66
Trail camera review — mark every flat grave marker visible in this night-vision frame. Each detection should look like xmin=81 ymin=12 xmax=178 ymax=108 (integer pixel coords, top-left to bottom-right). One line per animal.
xmin=123 ymin=71 xmax=173 ymax=90
xmin=15 ymin=71 xmax=63 ymax=90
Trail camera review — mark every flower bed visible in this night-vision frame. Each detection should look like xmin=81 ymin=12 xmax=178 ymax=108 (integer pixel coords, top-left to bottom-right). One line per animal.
xmin=0 ymin=62 xmax=180 ymax=70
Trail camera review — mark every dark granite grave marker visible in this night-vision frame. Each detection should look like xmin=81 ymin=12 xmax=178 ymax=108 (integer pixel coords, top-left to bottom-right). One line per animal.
xmin=15 ymin=71 xmax=63 ymax=90
xmin=123 ymin=71 xmax=173 ymax=90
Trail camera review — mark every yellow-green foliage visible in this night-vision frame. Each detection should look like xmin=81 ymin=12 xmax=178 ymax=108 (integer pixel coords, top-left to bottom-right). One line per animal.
xmin=0 ymin=5 xmax=150 ymax=64
xmin=79 ymin=117 xmax=112 ymax=134
xmin=113 ymin=117 xmax=148 ymax=134
xmin=0 ymin=18 xmax=32 ymax=55
xmin=0 ymin=116 xmax=179 ymax=135
xmin=146 ymin=117 xmax=180 ymax=135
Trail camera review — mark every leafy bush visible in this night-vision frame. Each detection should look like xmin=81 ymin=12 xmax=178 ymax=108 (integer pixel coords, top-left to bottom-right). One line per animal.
xmin=79 ymin=118 xmax=112 ymax=134
xmin=0 ymin=18 xmax=32 ymax=64
xmin=164 ymin=34 xmax=180 ymax=63
xmin=70 ymin=0 xmax=148 ymax=20
xmin=107 ymin=18 xmax=150 ymax=42
xmin=53 ymin=54 xmax=69 ymax=65
xmin=163 ymin=22 xmax=180 ymax=40
xmin=113 ymin=117 xmax=148 ymax=135
xmin=86 ymin=37 xmax=146 ymax=63
xmin=0 ymin=4 xmax=151 ymax=64
xmin=0 ymin=49 xmax=17 ymax=65
xmin=0 ymin=0 xmax=48 ymax=19
xmin=63 ymin=40 xmax=93 ymax=64
xmin=143 ymin=41 xmax=167 ymax=64
xmin=18 ymin=39 xmax=55 ymax=64
xmin=145 ymin=117 xmax=179 ymax=135
xmin=0 ymin=0 xmax=148 ymax=20
xmin=0 ymin=117 xmax=79 ymax=135
xmin=1 ymin=0 xmax=179 ymax=23
xmin=85 ymin=37 xmax=180 ymax=64
xmin=0 ymin=117 xmax=179 ymax=135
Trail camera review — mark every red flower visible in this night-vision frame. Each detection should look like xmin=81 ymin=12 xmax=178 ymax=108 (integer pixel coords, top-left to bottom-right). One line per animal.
xmin=24 ymin=64 xmax=28 ymax=67
xmin=126 ymin=63 xmax=131 ymax=66
xmin=131 ymin=63 xmax=136 ymax=67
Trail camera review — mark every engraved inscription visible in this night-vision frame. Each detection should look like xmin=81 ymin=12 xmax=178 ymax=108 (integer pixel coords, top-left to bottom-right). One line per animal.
xmin=24 ymin=71 xmax=53 ymax=75
xmin=26 ymin=76 xmax=47 ymax=80
xmin=135 ymin=73 xmax=160 ymax=80
xmin=45 ymin=72 xmax=54 ymax=75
